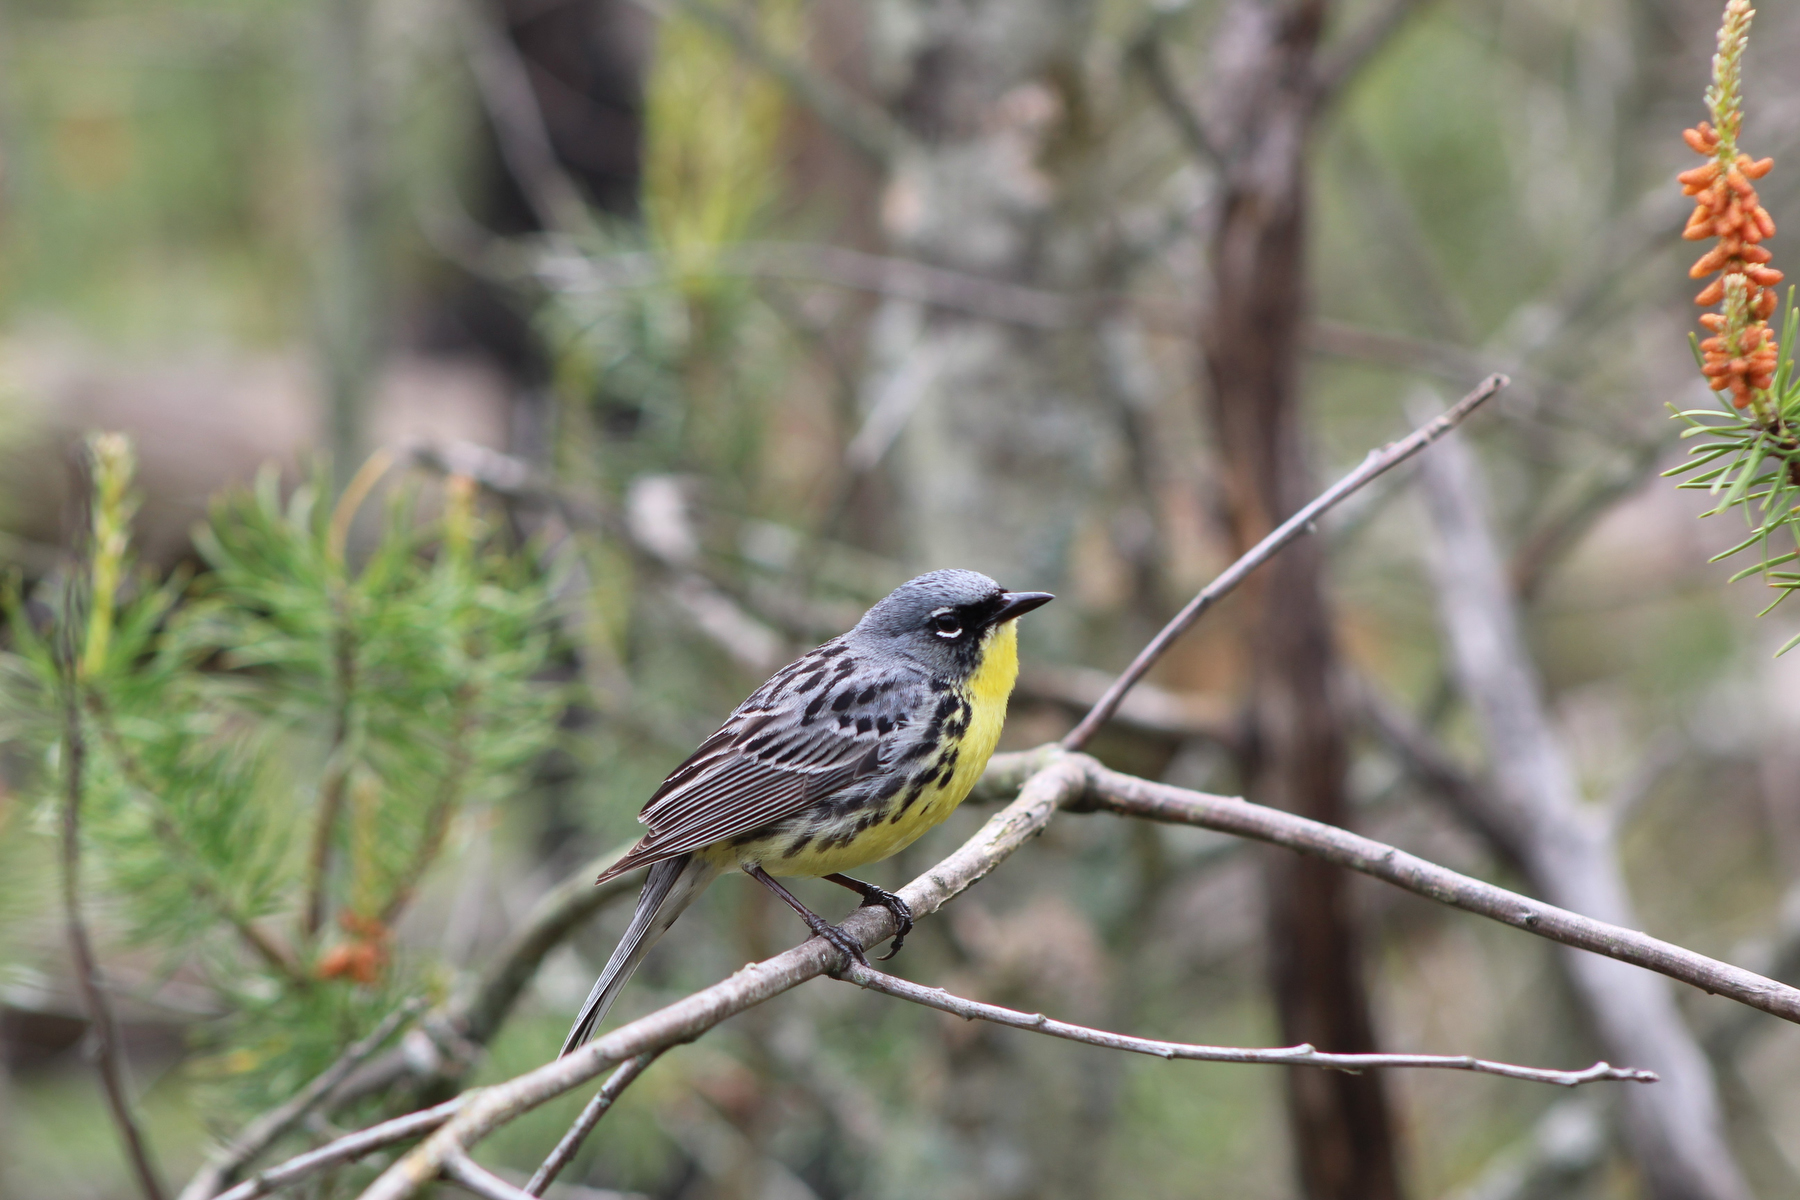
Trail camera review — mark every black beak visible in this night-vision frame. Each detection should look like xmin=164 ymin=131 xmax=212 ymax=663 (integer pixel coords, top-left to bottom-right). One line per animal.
xmin=992 ymin=591 xmax=1055 ymax=623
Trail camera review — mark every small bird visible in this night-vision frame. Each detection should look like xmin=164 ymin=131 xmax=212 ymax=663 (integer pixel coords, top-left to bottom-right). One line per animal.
xmin=562 ymin=569 xmax=1053 ymax=1054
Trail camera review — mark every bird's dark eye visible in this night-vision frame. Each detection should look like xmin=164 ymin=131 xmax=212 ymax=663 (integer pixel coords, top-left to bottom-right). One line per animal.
xmin=931 ymin=612 xmax=963 ymax=639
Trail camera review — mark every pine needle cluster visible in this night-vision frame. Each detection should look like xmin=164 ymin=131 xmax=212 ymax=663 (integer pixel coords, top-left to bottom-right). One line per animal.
xmin=1665 ymin=0 xmax=1800 ymax=649
xmin=0 ymin=439 xmax=562 ymax=1106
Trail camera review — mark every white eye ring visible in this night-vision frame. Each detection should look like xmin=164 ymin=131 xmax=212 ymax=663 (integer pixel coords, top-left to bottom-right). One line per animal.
xmin=930 ymin=608 xmax=962 ymax=639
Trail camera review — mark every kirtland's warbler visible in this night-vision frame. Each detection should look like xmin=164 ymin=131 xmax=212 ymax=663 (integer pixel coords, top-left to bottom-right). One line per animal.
xmin=562 ymin=569 xmax=1053 ymax=1054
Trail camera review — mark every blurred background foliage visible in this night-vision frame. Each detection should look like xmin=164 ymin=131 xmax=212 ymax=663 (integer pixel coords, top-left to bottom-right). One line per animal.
xmin=2 ymin=1 xmax=1800 ymax=1199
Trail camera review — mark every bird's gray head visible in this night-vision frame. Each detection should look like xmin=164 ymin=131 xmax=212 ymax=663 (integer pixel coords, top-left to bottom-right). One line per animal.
xmin=849 ymin=569 xmax=1053 ymax=671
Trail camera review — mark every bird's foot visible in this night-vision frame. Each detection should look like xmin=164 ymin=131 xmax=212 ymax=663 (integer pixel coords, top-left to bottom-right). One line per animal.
xmin=804 ymin=912 xmax=870 ymax=972
xmin=823 ymin=873 xmax=913 ymax=961
xmin=857 ymin=888 xmax=913 ymax=961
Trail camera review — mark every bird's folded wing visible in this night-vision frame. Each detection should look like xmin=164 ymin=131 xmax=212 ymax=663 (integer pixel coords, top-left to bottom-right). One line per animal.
xmin=597 ymin=663 xmax=928 ymax=880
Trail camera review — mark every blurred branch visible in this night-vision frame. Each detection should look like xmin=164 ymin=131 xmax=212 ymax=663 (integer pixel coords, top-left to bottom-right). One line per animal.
xmin=212 ymin=1100 xmax=468 ymax=1200
xmin=1313 ymin=0 xmax=1434 ymax=104
xmin=1415 ymin=427 xmax=1751 ymax=1200
xmin=537 ymin=240 xmax=1517 ymax=392
xmin=1128 ymin=29 xmax=1222 ymax=166
xmin=1354 ymin=679 xmax=1528 ymax=866
xmin=1442 ymin=1098 xmax=1608 ymax=1200
xmin=180 ymin=999 xmax=426 ymax=1200
xmin=323 ymin=842 xmax=640 ymax=1110
xmin=839 ymin=963 xmax=1652 ymax=1086
xmin=1507 ymin=434 xmax=1668 ymax=602
xmin=450 ymin=0 xmax=594 ymax=237
xmin=380 ymin=693 xmax=476 ymax=925
xmin=1061 ymin=373 xmax=1508 ymax=750
xmin=442 ymin=1151 xmax=534 ymax=1200
xmin=408 ymin=443 xmax=787 ymax=675
xmin=60 ymin=676 xmax=169 ymax=1200
xmin=631 ymin=0 xmax=909 ymax=166
xmin=1018 ymin=665 xmax=1240 ymax=747
xmin=524 ymin=1053 xmax=663 ymax=1196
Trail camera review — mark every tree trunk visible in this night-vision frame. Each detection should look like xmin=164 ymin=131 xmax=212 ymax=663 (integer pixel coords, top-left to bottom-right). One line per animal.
xmin=1197 ymin=3 xmax=1404 ymax=1197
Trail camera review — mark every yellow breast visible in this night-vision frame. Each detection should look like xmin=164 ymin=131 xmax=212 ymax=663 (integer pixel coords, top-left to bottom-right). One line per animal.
xmin=941 ymin=618 xmax=1018 ymax=801
xmin=754 ymin=619 xmax=1020 ymax=877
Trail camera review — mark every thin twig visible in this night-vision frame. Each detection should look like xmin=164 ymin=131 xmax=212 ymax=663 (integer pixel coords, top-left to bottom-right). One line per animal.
xmin=61 ymin=680 xmax=169 ymax=1200
xmin=1072 ymin=756 xmax=1800 ymax=1023
xmin=1061 ymin=373 xmax=1508 ymax=750
xmin=321 ymin=841 xmax=645 ymax=1109
xmin=525 ymin=1053 xmax=663 ymax=1196
xmin=180 ymin=999 xmax=427 ymax=1200
xmin=451 ymin=0 xmax=594 ymax=237
xmin=1312 ymin=0 xmax=1433 ymax=102
xmin=443 ymin=1151 xmax=534 ymax=1200
xmin=1129 ymin=29 xmax=1222 ymax=166
xmin=537 ymin=240 xmax=1509 ymax=387
xmin=213 ymin=1099 xmax=468 ymax=1200
xmin=838 ymin=963 xmax=1653 ymax=1087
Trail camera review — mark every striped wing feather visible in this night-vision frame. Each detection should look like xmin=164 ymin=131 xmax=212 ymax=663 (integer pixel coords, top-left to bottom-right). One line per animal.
xmin=597 ymin=640 xmax=929 ymax=881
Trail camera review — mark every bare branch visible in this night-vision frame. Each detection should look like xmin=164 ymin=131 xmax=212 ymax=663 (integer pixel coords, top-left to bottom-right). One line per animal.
xmin=536 ymin=242 xmax=1086 ymax=329
xmin=1060 ymin=373 xmax=1508 ymax=750
xmin=450 ymin=0 xmax=594 ymax=237
xmin=524 ymin=1053 xmax=663 ymax=1196
xmin=353 ymin=759 xmax=1092 ymax=1199
xmin=443 ymin=1152 xmax=535 ymax=1200
xmin=212 ymin=1101 xmax=467 ymax=1200
xmin=630 ymin=0 xmax=909 ymax=167
xmin=60 ymin=682 xmax=169 ymax=1200
xmin=324 ymin=844 xmax=642 ymax=1109
xmin=838 ymin=963 xmax=1653 ymax=1087
xmin=1312 ymin=0 xmax=1433 ymax=103
xmin=1128 ymin=31 xmax=1223 ymax=166
xmin=1072 ymin=757 xmax=1800 ymax=1024
xmin=536 ymin=241 xmax=1533 ymax=391
xmin=1017 ymin=665 xmax=1239 ymax=746
xmin=180 ymin=999 xmax=426 ymax=1200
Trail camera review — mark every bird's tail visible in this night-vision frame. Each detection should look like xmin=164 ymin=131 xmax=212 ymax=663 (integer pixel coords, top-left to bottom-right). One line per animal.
xmin=560 ymin=852 xmax=719 ymax=1056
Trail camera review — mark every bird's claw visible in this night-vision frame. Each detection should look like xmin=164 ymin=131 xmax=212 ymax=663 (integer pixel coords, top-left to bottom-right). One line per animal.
xmin=857 ymin=888 xmax=914 ymax=961
xmin=807 ymin=916 xmax=870 ymax=972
